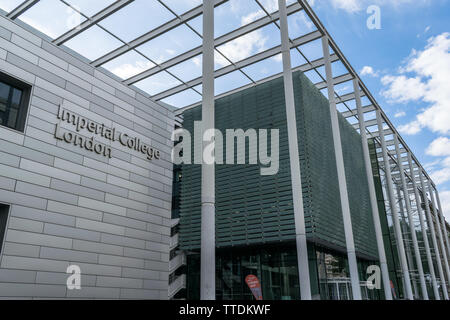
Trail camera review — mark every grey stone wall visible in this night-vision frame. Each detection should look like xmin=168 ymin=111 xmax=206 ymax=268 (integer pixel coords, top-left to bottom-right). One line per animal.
xmin=0 ymin=15 xmax=174 ymax=299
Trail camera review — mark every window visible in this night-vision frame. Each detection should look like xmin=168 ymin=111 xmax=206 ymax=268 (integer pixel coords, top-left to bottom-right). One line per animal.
xmin=0 ymin=72 xmax=31 ymax=132
xmin=0 ymin=204 xmax=10 ymax=256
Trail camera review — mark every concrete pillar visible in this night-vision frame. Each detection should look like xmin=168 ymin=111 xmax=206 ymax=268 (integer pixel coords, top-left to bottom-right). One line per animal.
xmin=322 ymin=36 xmax=361 ymax=300
xmin=375 ymin=110 xmax=413 ymax=300
xmin=278 ymin=0 xmax=311 ymax=300
xmin=353 ymin=79 xmax=392 ymax=300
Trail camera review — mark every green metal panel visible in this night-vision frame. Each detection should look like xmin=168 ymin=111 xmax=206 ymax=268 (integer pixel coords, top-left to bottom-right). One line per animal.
xmin=178 ymin=71 xmax=378 ymax=259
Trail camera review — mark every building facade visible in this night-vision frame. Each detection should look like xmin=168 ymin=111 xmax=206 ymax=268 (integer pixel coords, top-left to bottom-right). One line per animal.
xmin=171 ymin=70 xmax=450 ymax=301
xmin=0 ymin=1 xmax=449 ymax=301
xmin=0 ymin=14 xmax=174 ymax=299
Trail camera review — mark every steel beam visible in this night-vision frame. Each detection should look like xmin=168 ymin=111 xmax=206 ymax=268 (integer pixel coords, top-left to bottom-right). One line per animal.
xmin=342 ymin=105 xmax=375 ymax=118
xmin=322 ymin=36 xmax=361 ymax=300
xmin=150 ymin=31 xmax=324 ymax=100
xmin=6 ymin=0 xmax=39 ymax=20
xmin=408 ymin=154 xmax=435 ymax=299
xmin=53 ymin=0 xmax=134 ymax=45
xmin=396 ymin=184 xmax=419 ymax=299
xmin=435 ymin=190 xmax=450 ymax=260
xmin=200 ymin=0 xmax=215 ymax=301
xmin=279 ymin=0 xmax=311 ymax=300
xmin=297 ymin=0 xmax=435 ymax=186
xmin=419 ymin=170 xmax=446 ymax=300
xmin=428 ymin=181 xmax=450 ymax=299
xmin=354 ymin=78 xmax=391 ymax=300
xmin=376 ymin=109 xmax=414 ymax=300
xmin=92 ymin=0 xmax=300 ymax=68
xmin=394 ymin=135 xmax=427 ymax=299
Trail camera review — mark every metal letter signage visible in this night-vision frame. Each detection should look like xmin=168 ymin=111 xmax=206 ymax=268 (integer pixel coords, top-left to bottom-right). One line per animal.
xmin=54 ymin=105 xmax=161 ymax=161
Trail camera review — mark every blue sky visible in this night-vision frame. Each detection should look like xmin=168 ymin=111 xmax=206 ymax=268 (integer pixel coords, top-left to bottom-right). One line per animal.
xmin=0 ymin=0 xmax=449 ymax=219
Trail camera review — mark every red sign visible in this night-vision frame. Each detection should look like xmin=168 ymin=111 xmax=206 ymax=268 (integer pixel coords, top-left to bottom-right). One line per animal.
xmin=245 ymin=275 xmax=263 ymax=300
xmin=390 ymin=280 xmax=397 ymax=299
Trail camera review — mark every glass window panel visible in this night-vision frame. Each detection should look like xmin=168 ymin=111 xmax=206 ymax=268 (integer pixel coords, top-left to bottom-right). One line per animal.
xmin=102 ymin=50 xmax=155 ymax=80
xmin=303 ymin=69 xmax=323 ymax=84
xmin=133 ymin=71 xmax=182 ymax=96
xmin=187 ymin=14 xmax=202 ymax=34
xmin=298 ymin=38 xmax=323 ymax=62
xmin=7 ymin=107 xmax=18 ymax=128
xmin=214 ymin=0 xmax=265 ymax=38
xmin=0 ymin=78 xmax=27 ymax=132
xmin=0 ymin=82 xmax=9 ymax=102
xmin=162 ymin=0 xmax=202 ymax=15
xmin=167 ymin=55 xmax=202 ymax=83
xmin=332 ymin=61 xmax=348 ymax=77
xmin=161 ymin=89 xmax=201 ymax=109
xmin=215 ymin=71 xmax=250 ymax=96
xmin=241 ymin=55 xmax=283 ymax=82
xmin=334 ymin=81 xmax=354 ymax=96
xmin=11 ymin=88 xmax=22 ymax=107
xmin=0 ymin=0 xmax=23 ymax=13
xmin=64 ymin=0 xmax=116 ymax=17
xmin=290 ymin=49 xmax=307 ymax=67
xmin=64 ymin=25 xmax=122 ymax=61
xmin=137 ymin=24 xmax=202 ymax=64
xmin=216 ymin=24 xmax=280 ymax=67
xmin=99 ymin=0 xmax=174 ymax=42
xmin=258 ymin=0 xmax=297 ymax=14
xmin=214 ymin=50 xmax=231 ymax=69
xmin=288 ymin=11 xmax=316 ymax=39
xmin=19 ymin=0 xmax=86 ymax=39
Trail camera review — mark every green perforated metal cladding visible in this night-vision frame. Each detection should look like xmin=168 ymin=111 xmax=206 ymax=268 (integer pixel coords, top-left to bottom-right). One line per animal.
xmin=177 ymin=71 xmax=378 ymax=260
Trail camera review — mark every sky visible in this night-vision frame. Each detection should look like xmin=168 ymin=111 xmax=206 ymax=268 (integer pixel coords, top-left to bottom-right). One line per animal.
xmin=0 ymin=0 xmax=449 ymax=220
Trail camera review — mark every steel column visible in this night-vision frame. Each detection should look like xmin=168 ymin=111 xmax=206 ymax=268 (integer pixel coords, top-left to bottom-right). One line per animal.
xmin=394 ymin=135 xmax=427 ymax=299
xmin=419 ymin=170 xmax=446 ymax=300
xmin=376 ymin=110 xmax=414 ymax=300
xmin=434 ymin=189 xmax=450 ymax=264
xmin=396 ymin=185 xmax=419 ymax=299
xmin=407 ymin=154 xmax=433 ymax=300
xmin=200 ymin=0 xmax=215 ymax=300
xmin=353 ymin=79 xmax=392 ymax=300
xmin=278 ymin=0 xmax=311 ymax=300
xmin=427 ymin=180 xmax=450 ymax=299
xmin=322 ymin=36 xmax=361 ymax=300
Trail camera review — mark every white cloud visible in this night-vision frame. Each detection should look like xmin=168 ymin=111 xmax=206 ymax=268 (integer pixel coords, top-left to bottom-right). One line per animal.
xmin=381 ymin=75 xmax=427 ymax=103
xmin=111 ymin=60 xmax=155 ymax=79
xmin=394 ymin=111 xmax=406 ymax=118
xmin=438 ymin=190 xmax=450 ymax=222
xmin=398 ymin=120 xmax=422 ymax=135
xmin=330 ymin=0 xmax=361 ymax=12
xmin=215 ymin=29 xmax=268 ymax=68
xmin=361 ymin=66 xmax=378 ymax=77
xmin=308 ymin=0 xmax=432 ymax=13
xmin=426 ymin=137 xmax=450 ymax=157
xmin=381 ymin=33 xmax=450 ymax=136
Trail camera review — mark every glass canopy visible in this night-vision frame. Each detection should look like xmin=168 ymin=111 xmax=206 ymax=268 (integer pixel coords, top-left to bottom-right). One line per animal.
xmin=0 ymin=0 xmax=437 ymax=186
